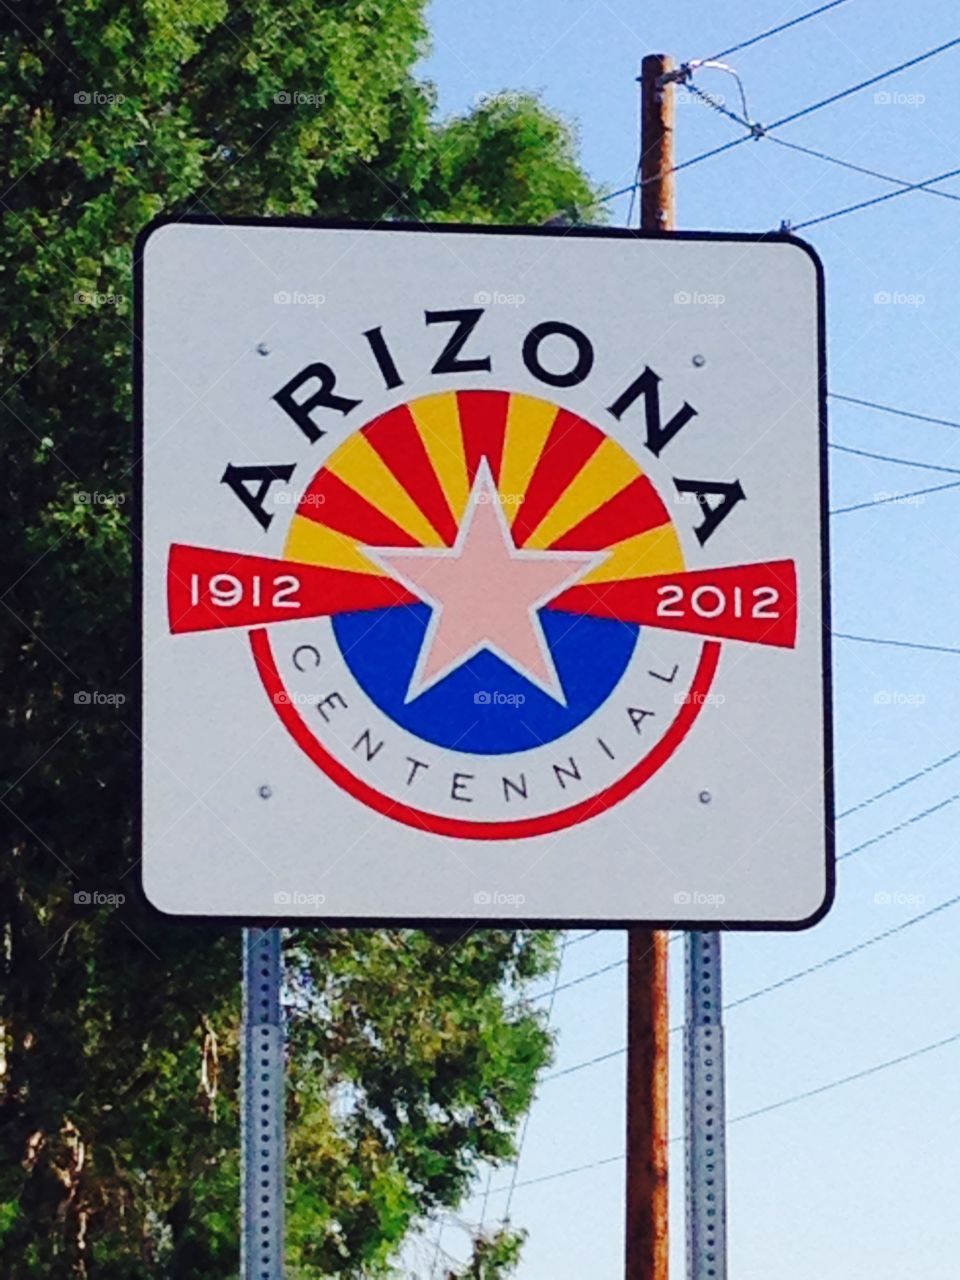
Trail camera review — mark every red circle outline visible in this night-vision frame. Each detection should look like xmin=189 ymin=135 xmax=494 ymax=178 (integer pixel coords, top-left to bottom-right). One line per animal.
xmin=250 ymin=628 xmax=721 ymax=839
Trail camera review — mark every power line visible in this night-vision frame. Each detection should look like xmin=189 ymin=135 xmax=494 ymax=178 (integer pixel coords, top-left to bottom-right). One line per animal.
xmin=732 ymin=1027 xmax=960 ymax=1123
xmin=829 ymin=442 xmax=960 ymax=477
xmin=606 ymin=37 xmax=960 ymax=206
xmin=829 ymin=392 xmax=960 ymax=432
xmin=769 ymin=36 xmax=960 ymax=130
xmin=542 ymin=889 xmax=960 ymax=1082
xmin=708 ymin=0 xmax=852 ymax=62
xmin=770 ymin=135 xmax=960 ymax=205
xmin=793 ymin=162 xmax=960 ymax=231
xmin=495 ymin=1152 xmax=625 ymax=1193
xmin=533 ymin=956 xmax=626 ymax=1000
xmin=838 ymin=792 xmax=960 ymax=861
xmin=531 ymin=935 xmax=680 ymax=1002
xmin=544 ymin=1045 xmax=628 ymax=1082
xmin=833 ymin=631 xmax=960 ymax=656
xmin=502 ymin=935 xmax=568 ymax=1221
xmin=725 ymin=892 xmax=960 ymax=1009
xmin=497 ymin=1028 xmax=960 ymax=1191
xmin=565 ymin=928 xmax=602 ymax=948
xmin=838 ymin=746 xmax=960 ymax=819
xmin=830 ymin=477 xmax=960 ymax=514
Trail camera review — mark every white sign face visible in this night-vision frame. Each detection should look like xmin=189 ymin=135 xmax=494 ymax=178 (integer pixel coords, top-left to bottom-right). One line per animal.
xmin=137 ymin=219 xmax=832 ymax=927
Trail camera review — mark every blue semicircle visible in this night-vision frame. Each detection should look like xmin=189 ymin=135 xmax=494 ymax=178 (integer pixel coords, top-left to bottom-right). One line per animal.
xmin=332 ymin=604 xmax=638 ymax=754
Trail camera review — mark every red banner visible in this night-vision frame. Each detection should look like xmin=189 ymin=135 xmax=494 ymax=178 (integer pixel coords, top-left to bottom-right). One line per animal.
xmin=167 ymin=544 xmax=417 ymax=633
xmin=168 ymin=543 xmax=797 ymax=648
xmin=549 ymin=559 xmax=798 ymax=647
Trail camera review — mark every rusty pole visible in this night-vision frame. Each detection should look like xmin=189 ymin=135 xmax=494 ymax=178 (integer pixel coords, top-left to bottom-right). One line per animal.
xmin=625 ymin=51 xmax=675 ymax=1280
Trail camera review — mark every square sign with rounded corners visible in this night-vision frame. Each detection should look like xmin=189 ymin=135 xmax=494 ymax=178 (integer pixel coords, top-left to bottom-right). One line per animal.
xmin=136 ymin=218 xmax=832 ymax=928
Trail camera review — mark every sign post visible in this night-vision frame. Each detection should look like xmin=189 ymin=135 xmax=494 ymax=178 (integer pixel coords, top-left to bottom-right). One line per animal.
xmin=626 ymin=51 xmax=675 ymax=1280
xmin=684 ymin=930 xmax=727 ymax=1280
xmin=241 ymin=928 xmax=285 ymax=1279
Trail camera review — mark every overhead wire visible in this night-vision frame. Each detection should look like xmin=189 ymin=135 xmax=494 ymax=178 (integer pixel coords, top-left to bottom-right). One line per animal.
xmin=501 ymin=935 xmax=569 ymax=1222
xmin=494 ymin=1026 xmax=960 ymax=1192
xmin=603 ymin=36 xmax=960 ymax=209
xmin=837 ymin=793 xmax=960 ymax=861
xmin=792 ymin=163 xmax=960 ymax=231
xmin=725 ymin=893 xmax=960 ymax=1008
xmin=707 ymin=0 xmax=853 ymax=63
xmin=829 ymin=442 xmax=960 ymax=477
xmin=833 ymin=631 xmax=960 ymax=656
xmin=768 ymin=35 xmax=960 ymax=130
xmin=830 ymin=477 xmax=960 ymax=514
xmin=769 ymin=135 xmax=960 ymax=205
xmin=837 ymin=746 xmax=960 ymax=819
xmin=541 ymin=889 xmax=960 ymax=1082
xmin=830 ymin=392 xmax=960 ymax=431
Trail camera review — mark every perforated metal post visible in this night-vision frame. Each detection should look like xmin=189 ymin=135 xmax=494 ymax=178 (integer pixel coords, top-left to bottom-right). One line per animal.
xmin=242 ymin=928 xmax=285 ymax=1278
xmin=684 ymin=931 xmax=727 ymax=1280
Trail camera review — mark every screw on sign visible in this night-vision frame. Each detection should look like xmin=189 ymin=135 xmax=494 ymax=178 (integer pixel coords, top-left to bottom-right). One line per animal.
xmin=138 ymin=220 xmax=831 ymax=927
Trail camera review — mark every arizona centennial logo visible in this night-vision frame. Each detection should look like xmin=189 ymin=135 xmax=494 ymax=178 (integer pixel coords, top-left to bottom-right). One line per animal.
xmin=164 ymin=309 xmax=798 ymax=839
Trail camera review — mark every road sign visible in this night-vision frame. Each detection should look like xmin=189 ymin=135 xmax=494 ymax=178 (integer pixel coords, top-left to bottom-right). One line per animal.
xmin=136 ymin=218 xmax=832 ymax=926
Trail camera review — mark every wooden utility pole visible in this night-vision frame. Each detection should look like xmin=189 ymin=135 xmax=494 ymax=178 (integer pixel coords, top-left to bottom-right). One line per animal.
xmin=625 ymin=51 xmax=675 ymax=1280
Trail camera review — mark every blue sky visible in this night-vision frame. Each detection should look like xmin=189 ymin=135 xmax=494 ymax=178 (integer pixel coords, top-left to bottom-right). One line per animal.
xmin=413 ymin=2 xmax=960 ymax=1276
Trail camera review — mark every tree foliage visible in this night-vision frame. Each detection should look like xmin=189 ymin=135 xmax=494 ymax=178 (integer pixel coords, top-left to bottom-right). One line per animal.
xmin=0 ymin=2 xmax=599 ymax=1276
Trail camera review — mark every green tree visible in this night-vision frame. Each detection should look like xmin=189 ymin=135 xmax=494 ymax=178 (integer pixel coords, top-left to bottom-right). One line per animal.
xmin=0 ymin=3 xmax=600 ymax=1276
